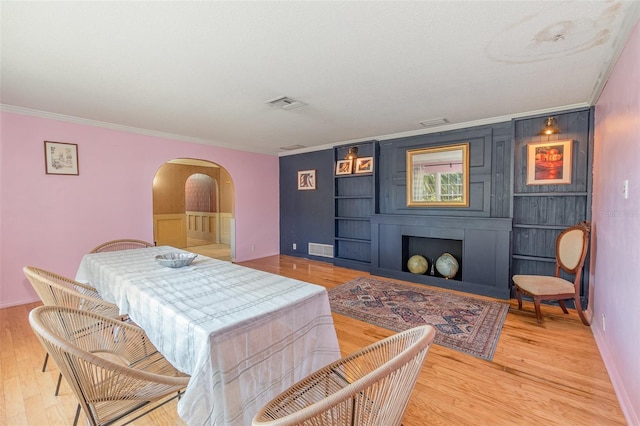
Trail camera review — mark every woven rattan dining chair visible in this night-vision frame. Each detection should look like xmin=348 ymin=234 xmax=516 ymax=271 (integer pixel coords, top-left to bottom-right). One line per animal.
xmin=23 ymin=266 xmax=124 ymax=395
xmin=29 ymin=305 xmax=190 ymax=426
xmin=252 ymin=325 xmax=436 ymax=426
xmin=89 ymin=238 xmax=154 ymax=253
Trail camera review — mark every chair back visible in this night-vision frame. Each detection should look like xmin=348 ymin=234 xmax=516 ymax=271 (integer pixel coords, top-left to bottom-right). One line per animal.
xmin=252 ymin=325 xmax=436 ymax=426
xmin=556 ymin=221 xmax=590 ymax=275
xmin=89 ymin=239 xmax=154 ymax=253
xmin=29 ymin=306 xmax=190 ymax=426
xmin=23 ymin=266 xmax=121 ymax=318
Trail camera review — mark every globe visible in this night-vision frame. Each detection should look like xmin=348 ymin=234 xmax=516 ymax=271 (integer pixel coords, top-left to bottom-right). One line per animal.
xmin=407 ymin=254 xmax=428 ymax=274
xmin=436 ymin=253 xmax=459 ymax=279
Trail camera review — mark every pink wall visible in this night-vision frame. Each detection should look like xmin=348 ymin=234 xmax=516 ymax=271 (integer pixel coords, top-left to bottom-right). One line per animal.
xmin=592 ymin=22 xmax=640 ymax=425
xmin=0 ymin=111 xmax=280 ymax=307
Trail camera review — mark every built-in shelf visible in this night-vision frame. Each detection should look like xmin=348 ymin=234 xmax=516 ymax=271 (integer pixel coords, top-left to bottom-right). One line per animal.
xmin=333 ymin=141 xmax=378 ymax=272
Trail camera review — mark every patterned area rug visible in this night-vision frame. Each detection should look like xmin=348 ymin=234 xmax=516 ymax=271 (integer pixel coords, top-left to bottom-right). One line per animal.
xmin=328 ymin=277 xmax=509 ymax=361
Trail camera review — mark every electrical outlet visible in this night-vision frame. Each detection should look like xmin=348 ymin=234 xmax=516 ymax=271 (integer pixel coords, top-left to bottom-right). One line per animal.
xmin=602 ymin=314 xmax=606 ymax=331
xmin=623 ymin=180 xmax=629 ymax=199
xmin=293 ymin=243 xmax=297 ymax=250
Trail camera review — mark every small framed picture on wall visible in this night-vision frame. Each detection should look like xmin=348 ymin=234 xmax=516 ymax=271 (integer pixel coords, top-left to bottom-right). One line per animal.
xmin=44 ymin=141 xmax=79 ymax=175
xmin=355 ymin=157 xmax=373 ymax=174
xmin=298 ymin=169 xmax=316 ymax=190
xmin=335 ymin=159 xmax=353 ymax=175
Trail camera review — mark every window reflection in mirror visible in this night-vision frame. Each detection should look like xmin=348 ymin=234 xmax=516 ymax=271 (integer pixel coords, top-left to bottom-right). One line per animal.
xmin=406 ymin=143 xmax=469 ymax=207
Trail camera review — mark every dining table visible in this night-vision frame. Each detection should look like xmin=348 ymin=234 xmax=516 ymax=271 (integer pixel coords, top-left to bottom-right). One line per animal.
xmin=75 ymin=246 xmax=341 ymax=425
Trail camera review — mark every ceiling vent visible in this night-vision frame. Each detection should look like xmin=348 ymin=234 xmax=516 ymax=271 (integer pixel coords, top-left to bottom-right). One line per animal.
xmin=280 ymin=144 xmax=306 ymax=151
xmin=419 ymin=118 xmax=448 ymax=127
xmin=266 ymin=96 xmax=306 ymax=110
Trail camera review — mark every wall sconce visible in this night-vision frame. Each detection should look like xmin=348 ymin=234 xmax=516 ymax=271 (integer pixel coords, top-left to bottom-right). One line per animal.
xmin=346 ymin=147 xmax=358 ymax=160
xmin=538 ymin=117 xmax=560 ymax=136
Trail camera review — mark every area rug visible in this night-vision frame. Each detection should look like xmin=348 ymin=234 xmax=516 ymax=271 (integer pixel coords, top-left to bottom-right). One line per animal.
xmin=328 ymin=276 xmax=509 ymax=361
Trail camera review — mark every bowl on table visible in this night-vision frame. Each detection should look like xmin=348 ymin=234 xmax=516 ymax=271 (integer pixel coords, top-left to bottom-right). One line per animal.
xmin=155 ymin=252 xmax=198 ymax=268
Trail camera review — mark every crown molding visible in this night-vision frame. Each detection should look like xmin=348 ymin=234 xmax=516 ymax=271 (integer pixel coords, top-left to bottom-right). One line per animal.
xmin=278 ymin=102 xmax=590 ymax=157
xmin=0 ymin=104 xmax=275 ymax=155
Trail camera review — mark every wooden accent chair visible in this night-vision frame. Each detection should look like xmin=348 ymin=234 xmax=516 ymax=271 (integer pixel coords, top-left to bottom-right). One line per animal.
xmin=89 ymin=239 xmax=154 ymax=253
xmin=252 ymin=325 xmax=436 ymax=426
xmin=29 ymin=306 xmax=190 ymax=426
xmin=512 ymin=221 xmax=591 ymax=326
xmin=23 ymin=266 xmax=123 ymax=395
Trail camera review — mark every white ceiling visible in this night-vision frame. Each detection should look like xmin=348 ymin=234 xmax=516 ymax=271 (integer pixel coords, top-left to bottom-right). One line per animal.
xmin=2 ymin=1 xmax=639 ymax=156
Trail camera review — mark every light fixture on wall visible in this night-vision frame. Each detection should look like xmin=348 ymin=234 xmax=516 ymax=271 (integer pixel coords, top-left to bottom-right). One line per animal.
xmin=346 ymin=147 xmax=358 ymax=160
xmin=538 ymin=117 xmax=560 ymax=135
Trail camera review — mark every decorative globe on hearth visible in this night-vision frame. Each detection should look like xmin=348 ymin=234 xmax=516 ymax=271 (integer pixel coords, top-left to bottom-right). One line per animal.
xmin=407 ymin=254 xmax=428 ymax=274
xmin=436 ymin=253 xmax=459 ymax=279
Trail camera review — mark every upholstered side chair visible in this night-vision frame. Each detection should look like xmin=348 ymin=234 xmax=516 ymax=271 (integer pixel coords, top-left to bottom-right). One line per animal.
xmin=512 ymin=221 xmax=591 ymax=326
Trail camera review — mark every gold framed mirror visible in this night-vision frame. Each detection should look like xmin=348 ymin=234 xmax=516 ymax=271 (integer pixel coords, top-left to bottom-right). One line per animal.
xmin=406 ymin=143 xmax=469 ymax=207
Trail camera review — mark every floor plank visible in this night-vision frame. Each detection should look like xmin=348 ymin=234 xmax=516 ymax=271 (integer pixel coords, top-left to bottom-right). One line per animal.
xmin=0 ymin=255 xmax=625 ymax=425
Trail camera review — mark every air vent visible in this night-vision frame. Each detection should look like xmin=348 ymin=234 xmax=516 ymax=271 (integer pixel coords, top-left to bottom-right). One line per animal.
xmin=308 ymin=243 xmax=334 ymax=258
xmin=419 ymin=118 xmax=448 ymax=127
xmin=266 ymin=96 xmax=306 ymax=110
xmin=280 ymin=144 xmax=306 ymax=151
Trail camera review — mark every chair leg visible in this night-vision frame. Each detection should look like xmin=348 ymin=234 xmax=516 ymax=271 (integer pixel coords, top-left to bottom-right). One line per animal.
xmin=515 ymin=286 xmax=523 ymax=310
xmin=574 ymin=296 xmax=591 ymax=326
xmin=55 ymin=373 xmax=63 ymax=396
xmin=533 ymin=297 xmax=543 ymax=324
xmin=558 ymin=300 xmax=569 ymax=314
xmin=42 ymin=352 xmax=49 ymax=372
xmin=73 ymin=404 xmax=81 ymax=426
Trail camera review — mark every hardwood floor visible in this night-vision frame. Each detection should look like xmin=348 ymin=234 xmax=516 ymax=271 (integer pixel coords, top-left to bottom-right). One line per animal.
xmin=1 ymin=255 xmax=625 ymax=425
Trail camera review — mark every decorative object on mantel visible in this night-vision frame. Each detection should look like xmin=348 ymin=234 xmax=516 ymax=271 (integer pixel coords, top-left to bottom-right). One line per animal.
xmin=297 ymin=169 xmax=316 ymax=190
xmin=526 ymin=140 xmax=572 ymax=185
xmin=44 ymin=141 xmax=79 ymax=175
xmin=407 ymin=254 xmax=428 ymax=274
xmin=328 ymin=277 xmax=509 ymax=361
xmin=436 ymin=252 xmax=459 ymax=279
xmin=430 ymin=258 xmax=435 ymax=276
xmin=335 ymin=159 xmax=353 ymax=175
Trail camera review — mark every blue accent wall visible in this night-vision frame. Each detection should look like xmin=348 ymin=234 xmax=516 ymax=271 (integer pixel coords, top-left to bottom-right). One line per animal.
xmin=279 ymin=149 xmax=334 ymax=259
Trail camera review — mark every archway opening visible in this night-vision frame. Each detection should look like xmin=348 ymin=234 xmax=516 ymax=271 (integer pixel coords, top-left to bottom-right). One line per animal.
xmin=152 ymin=158 xmax=235 ymax=261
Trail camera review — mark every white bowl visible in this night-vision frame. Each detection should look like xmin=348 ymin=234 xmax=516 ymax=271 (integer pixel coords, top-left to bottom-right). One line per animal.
xmin=155 ymin=252 xmax=198 ymax=268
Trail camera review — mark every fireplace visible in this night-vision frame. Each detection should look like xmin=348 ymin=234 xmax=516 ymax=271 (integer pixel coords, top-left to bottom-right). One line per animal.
xmin=402 ymin=235 xmax=462 ymax=281
xmin=370 ymin=214 xmax=512 ymax=299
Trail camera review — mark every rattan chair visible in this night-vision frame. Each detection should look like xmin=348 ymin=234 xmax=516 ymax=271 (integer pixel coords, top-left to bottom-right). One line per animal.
xmin=252 ymin=325 xmax=436 ymax=426
xmin=29 ymin=305 xmax=190 ymax=426
xmin=23 ymin=266 xmax=124 ymax=395
xmin=89 ymin=239 xmax=154 ymax=253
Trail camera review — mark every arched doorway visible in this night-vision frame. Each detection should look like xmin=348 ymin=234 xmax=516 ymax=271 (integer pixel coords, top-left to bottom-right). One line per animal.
xmin=152 ymin=158 xmax=235 ymax=261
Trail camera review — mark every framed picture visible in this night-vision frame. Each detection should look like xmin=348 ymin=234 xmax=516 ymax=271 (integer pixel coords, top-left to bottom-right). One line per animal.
xmin=526 ymin=140 xmax=572 ymax=185
xmin=355 ymin=156 xmax=374 ymax=174
xmin=335 ymin=159 xmax=353 ymax=175
xmin=298 ymin=169 xmax=316 ymax=190
xmin=44 ymin=141 xmax=79 ymax=175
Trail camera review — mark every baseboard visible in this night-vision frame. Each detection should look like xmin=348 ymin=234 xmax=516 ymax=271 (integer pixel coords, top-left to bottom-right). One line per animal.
xmin=592 ymin=325 xmax=639 ymax=425
xmin=0 ymin=296 xmax=39 ymax=309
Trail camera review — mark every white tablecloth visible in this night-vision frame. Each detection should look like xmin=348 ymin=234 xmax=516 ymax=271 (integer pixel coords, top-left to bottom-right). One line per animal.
xmin=76 ymin=246 xmax=340 ymax=425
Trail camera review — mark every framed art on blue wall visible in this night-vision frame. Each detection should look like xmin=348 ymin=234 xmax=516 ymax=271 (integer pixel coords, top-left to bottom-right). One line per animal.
xmin=298 ymin=169 xmax=316 ymax=190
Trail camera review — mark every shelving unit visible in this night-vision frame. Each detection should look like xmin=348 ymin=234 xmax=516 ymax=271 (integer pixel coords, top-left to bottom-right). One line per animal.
xmin=333 ymin=141 xmax=378 ymax=271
